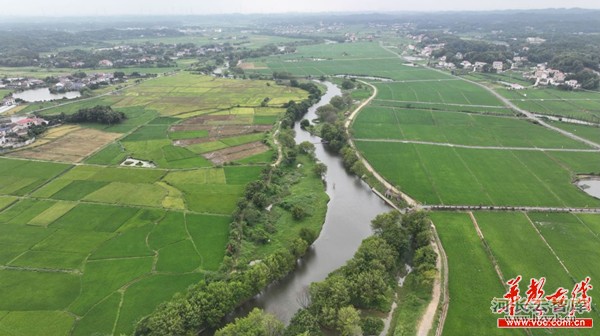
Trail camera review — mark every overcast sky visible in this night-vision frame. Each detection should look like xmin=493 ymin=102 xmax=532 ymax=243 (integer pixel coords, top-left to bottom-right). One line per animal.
xmin=3 ymin=0 xmax=600 ymax=16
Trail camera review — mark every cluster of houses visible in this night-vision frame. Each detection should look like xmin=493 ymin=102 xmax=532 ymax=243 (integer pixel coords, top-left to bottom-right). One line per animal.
xmin=1 ymin=72 xmax=119 ymax=98
xmin=523 ymin=63 xmax=581 ymax=88
xmin=0 ymin=116 xmax=48 ymax=148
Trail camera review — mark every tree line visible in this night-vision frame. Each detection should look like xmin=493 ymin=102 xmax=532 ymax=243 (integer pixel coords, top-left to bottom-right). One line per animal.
xmin=41 ymin=105 xmax=127 ymax=125
xmin=214 ymin=211 xmax=436 ymax=336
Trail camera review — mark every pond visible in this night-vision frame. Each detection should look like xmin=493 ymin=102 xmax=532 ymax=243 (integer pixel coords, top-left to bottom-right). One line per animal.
xmin=578 ymin=178 xmax=600 ymax=199
xmin=13 ymin=88 xmax=81 ymax=102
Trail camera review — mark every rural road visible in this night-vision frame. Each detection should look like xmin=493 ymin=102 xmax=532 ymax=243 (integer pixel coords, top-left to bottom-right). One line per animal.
xmin=458 ymin=76 xmax=600 ymax=150
xmin=345 ymin=80 xmax=419 ymax=208
xmin=353 ymin=138 xmax=600 ymax=152
xmin=380 ymin=42 xmax=600 ymax=150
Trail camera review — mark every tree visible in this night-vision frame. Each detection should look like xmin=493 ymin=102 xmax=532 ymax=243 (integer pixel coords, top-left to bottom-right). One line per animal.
xmin=298 ymin=141 xmax=315 ymax=156
xmin=361 ymin=317 xmax=384 ymax=336
xmin=216 ymin=308 xmax=284 ymax=336
xmin=300 ymin=119 xmax=310 ymax=129
xmin=313 ymin=162 xmax=327 ymax=177
xmin=341 ymin=79 xmax=356 ymax=90
xmin=336 ymin=306 xmax=362 ymax=336
xmin=284 ymin=309 xmax=320 ymax=336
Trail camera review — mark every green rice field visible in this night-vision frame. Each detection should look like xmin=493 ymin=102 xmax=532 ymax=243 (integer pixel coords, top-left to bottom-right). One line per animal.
xmin=432 ymin=211 xmax=599 ymax=336
xmin=0 ymin=70 xmax=308 ymax=335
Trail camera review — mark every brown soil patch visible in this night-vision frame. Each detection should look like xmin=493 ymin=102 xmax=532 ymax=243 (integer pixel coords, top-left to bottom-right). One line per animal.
xmin=9 ymin=128 xmax=121 ymax=163
xmin=202 ymin=141 xmax=269 ymax=164
xmin=239 ymin=62 xmax=267 ymax=70
xmin=172 ymin=125 xmax=271 ymax=146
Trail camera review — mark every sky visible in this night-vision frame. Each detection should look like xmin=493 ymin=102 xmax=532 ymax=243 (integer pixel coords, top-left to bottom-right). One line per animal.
xmin=3 ymin=0 xmax=600 ymax=16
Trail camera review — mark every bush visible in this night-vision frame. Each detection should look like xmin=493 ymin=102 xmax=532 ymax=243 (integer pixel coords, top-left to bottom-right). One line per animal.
xmin=361 ymin=316 xmax=384 ymax=336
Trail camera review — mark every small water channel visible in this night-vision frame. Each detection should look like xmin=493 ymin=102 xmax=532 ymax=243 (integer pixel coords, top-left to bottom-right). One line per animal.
xmin=13 ymin=88 xmax=81 ymax=102
xmin=235 ymin=82 xmax=391 ymax=324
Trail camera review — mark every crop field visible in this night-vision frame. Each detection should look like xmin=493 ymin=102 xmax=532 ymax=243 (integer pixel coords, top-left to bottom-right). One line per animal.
xmin=553 ymin=122 xmax=600 ymax=144
xmin=8 ymin=128 xmax=121 ymax=163
xmin=0 ymin=162 xmax=253 ymax=334
xmin=355 ymin=141 xmax=600 ymax=207
xmin=499 ymin=87 xmax=600 ymax=121
xmin=430 ymin=212 xmax=508 ymax=336
xmin=432 ymin=211 xmax=598 ymax=336
xmin=352 ymin=107 xmax=591 ymax=149
xmin=373 ymin=80 xmax=505 ymax=107
xmin=0 ymin=70 xmax=308 ymax=334
xmin=258 ymin=58 xmax=452 ymax=80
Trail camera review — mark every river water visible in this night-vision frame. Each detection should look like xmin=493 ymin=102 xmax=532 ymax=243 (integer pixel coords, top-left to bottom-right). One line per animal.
xmin=236 ymin=82 xmax=391 ymax=324
xmin=13 ymin=88 xmax=81 ymax=102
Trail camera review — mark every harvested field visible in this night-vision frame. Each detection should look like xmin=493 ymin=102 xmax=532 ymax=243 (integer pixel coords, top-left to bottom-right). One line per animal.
xmin=173 ymin=125 xmax=271 ymax=146
xmin=239 ymin=62 xmax=267 ymax=70
xmin=202 ymin=141 xmax=269 ymax=164
xmin=9 ymin=128 xmax=121 ymax=163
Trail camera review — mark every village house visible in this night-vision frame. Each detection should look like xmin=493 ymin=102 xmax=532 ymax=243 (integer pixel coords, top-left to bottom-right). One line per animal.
xmin=460 ymin=60 xmax=472 ymax=69
xmin=492 ymin=61 xmax=504 ymax=72
xmin=98 ymin=59 xmax=114 ymax=67
xmin=473 ymin=62 xmax=487 ymax=72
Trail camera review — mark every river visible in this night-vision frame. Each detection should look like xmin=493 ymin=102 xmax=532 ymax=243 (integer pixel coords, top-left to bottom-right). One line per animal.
xmin=13 ymin=88 xmax=81 ymax=102
xmin=235 ymin=82 xmax=391 ymax=324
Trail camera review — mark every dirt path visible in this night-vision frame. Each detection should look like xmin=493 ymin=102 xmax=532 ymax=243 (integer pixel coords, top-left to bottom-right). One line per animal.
xmin=345 ymin=80 xmax=420 ymax=208
xmin=416 ymin=223 xmax=445 ymax=336
xmin=353 ymin=138 xmax=600 ymax=153
xmin=271 ymin=122 xmax=283 ymax=167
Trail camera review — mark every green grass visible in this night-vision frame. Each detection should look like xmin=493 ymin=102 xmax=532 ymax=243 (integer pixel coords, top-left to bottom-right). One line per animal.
xmin=50 ymin=180 xmax=110 ymax=201
xmin=499 ymin=87 xmax=600 ymax=121
xmin=84 ymin=142 xmax=128 ymax=165
xmin=69 ymin=257 xmax=153 ymax=315
xmin=0 ymin=311 xmax=75 ymax=336
xmin=90 ymin=225 xmax=155 ymax=260
xmin=169 ymin=129 xmax=209 ymax=140
xmin=528 ymin=212 xmax=600 ymax=283
xmin=353 ymin=107 xmax=590 ymax=149
xmin=83 ymin=182 xmax=168 ymax=207
xmin=114 ymin=273 xmax=204 ymax=335
xmin=32 ymin=229 xmax=115 ymax=254
xmin=0 ymin=70 xmax=311 ymax=335
xmin=552 ymin=122 xmax=600 ymax=145
xmin=0 ymin=270 xmax=80 ymax=311
xmin=0 ymin=158 xmax=71 ymax=196
xmin=0 ymin=196 xmax=17 ymax=211
xmin=355 ymin=141 xmax=600 ymax=207
xmin=148 ymin=212 xmax=188 ymax=250
xmin=122 ymin=125 xmax=170 ymax=141
xmin=431 ymin=212 xmax=510 ymax=336
xmin=186 ymin=214 xmax=231 ymax=271
xmin=156 ymin=239 xmax=200 ymax=273
xmin=27 ymin=202 xmax=77 ymax=227
xmin=50 ymin=203 xmax=139 ymax=232
xmin=223 ymin=165 xmax=265 ymax=184
xmin=0 ymin=199 xmax=57 ymax=225
xmin=9 ymin=250 xmax=87 ymax=270
xmin=474 ymin=212 xmax=574 ymax=291
xmin=72 ymin=292 xmax=121 ymax=336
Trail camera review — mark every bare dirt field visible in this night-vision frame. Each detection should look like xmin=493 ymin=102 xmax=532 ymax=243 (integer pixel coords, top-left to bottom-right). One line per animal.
xmin=9 ymin=128 xmax=121 ymax=163
xmin=202 ymin=141 xmax=269 ymax=164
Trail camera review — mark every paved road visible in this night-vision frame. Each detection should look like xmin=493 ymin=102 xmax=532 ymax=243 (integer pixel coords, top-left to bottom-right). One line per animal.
xmin=353 ymin=138 xmax=600 ymax=152
xmin=459 ymin=76 xmax=600 ymax=150
xmin=423 ymin=204 xmax=600 ymax=213
xmin=380 ymin=42 xmax=600 ymax=150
